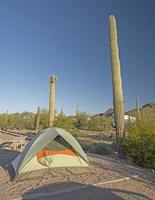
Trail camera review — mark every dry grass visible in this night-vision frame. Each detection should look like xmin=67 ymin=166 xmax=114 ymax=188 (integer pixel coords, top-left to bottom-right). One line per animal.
xmin=70 ymin=130 xmax=117 ymax=155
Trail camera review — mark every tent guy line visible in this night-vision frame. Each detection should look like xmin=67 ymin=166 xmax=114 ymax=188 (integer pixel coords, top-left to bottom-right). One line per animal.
xmin=13 ymin=175 xmax=139 ymax=200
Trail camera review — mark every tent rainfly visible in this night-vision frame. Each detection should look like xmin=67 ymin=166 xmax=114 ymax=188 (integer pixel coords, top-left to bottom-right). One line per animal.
xmin=7 ymin=128 xmax=89 ymax=181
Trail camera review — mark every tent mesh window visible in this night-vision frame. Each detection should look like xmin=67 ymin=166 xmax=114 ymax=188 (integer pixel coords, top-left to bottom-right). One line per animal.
xmin=37 ymin=136 xmax=77 ymax=167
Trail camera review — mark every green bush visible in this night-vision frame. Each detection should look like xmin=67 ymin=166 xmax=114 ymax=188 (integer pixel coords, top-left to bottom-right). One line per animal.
xmin=75 ymin=112 xmax=90 ymax=130
xmin=75 ymin=112 xmax=113 ymax=131
xmin=124 ymin=120 xmax=155 ymax=169
xmin=0 ymin=109 xmax=49 ymax=130
xmin=0 ymin=112 xmax=36 ymax=130
xmin=89 ymin=116 xmax=112 ymax=131
xmin=54 ymin=116 xmax=76 ymax=130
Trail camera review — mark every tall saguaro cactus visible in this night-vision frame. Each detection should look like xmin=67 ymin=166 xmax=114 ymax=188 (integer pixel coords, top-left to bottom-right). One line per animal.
xmin=109 ymin=15 xmax=125 ymax=156
xmin=35 ymin=106 xmax=40 ymax=131
xmin=49 ymin=75 xmax=57 ymax=127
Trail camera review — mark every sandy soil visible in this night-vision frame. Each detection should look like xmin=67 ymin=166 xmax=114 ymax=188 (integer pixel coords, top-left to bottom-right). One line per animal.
xmin=0 ymin=131 xmax=155 ymax=200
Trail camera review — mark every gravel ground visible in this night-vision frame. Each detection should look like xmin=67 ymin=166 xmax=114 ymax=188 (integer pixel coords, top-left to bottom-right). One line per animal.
xmin=0 ymin=151 xmax=122 ymax=199
xmin=0 ymin=132 xmax=155 ymax=200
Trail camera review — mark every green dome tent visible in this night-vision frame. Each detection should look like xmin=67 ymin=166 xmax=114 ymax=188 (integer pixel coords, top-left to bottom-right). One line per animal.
xmin=7 ymin=128 xmax=89 ymax=181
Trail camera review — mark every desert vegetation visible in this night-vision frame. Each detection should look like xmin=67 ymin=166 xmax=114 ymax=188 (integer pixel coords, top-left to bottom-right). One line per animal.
xmin=0 ymin=110 xmax=112 ymax=132
xmin=0 ymin=112 xmax=36 ymax=130
xmin=124 ymin=119 xmax=155 ymax=170
xmin=1 ymin=108 xmax=155 ymax=170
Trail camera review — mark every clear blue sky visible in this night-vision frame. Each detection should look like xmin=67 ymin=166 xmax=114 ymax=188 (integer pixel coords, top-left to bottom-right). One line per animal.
xmin=0 ymin=0 xmax=155 ymax=115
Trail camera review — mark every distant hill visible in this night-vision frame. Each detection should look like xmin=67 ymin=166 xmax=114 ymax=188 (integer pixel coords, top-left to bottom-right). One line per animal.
xmin=94 ymin=102 xmax=155 ymax=120
xmin=126 ymin=102 xmax=155 ymax=119
xmin=94 ymin=108 xmax=114 ymax=118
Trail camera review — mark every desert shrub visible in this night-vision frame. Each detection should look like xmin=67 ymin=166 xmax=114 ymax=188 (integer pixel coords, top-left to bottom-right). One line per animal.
xmin=0 ymin=112 xmax=36 ymax=130
xmin=75 ymin=113 xmax=113 ymax=131
xmin=54 ymin=116 xmax=76 ymax=130
xmin=75 ymin=112 xmax=90 ymax=130
xmin=124 ymin=120 xmax=155 ymax=169
xmin=21 ymin=112 xmax=36 ymax=130
xmin=0 ymin=114 xmax=8 ymax=128
xmin=89 ymin=116 xmax=112 ymax=131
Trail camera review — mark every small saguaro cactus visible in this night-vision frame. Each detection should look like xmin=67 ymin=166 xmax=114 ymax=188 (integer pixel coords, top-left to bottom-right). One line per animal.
xmin=109 ymin=15 xmax=125 ymax=156
xmin=49 ymin=75 xmax=57 ymax=127
xmin=76 ymin=103 xmax=79 ymax=116
xmin=136 ymin=97 xmax=141 ymax=121
xmin=35 ymin=106 xmax=40 ymax=131
xmin=141 ymin=108 xmax=146 ymax=121
xmin=60 ymin=107 xmax=64 ymax=117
